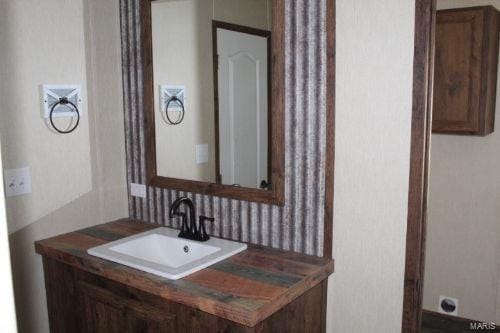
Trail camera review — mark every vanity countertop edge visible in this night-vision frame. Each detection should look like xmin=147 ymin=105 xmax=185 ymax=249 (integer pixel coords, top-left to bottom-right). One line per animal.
xmin=35 ymin=218 xmax=334 ymax=327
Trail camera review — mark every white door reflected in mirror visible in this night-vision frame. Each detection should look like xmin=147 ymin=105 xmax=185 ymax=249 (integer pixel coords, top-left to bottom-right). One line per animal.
xmin=217 ymin=28 xmax=268 ymax=189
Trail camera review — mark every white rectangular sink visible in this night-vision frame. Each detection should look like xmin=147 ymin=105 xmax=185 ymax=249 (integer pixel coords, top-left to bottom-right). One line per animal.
xmin=87 ymin=227 xmax=247 ymax=280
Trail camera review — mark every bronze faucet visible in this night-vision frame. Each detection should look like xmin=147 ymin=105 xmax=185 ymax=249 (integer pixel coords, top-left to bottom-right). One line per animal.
xmin=169 ymin=197 xmax=213 ymax=241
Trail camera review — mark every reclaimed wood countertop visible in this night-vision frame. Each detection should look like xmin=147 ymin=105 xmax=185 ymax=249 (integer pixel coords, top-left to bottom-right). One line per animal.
xmin=35 ymin=218 xmax=334 ymax=327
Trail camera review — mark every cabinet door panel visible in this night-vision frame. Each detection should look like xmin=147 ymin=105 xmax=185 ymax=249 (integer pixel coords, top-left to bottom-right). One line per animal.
xmin=433 ymin=9 xmax=483 ymax=133
xmin=84 ymin=299 xmax=125 ymax=333
xmin=432 ymin=6 xmax=499 ymax=135
xmin=79 ymin=281 xmax=176 ymax=333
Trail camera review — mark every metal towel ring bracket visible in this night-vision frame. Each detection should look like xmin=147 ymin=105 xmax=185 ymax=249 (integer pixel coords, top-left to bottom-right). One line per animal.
xmin=164 ymin=96 xmax=185 ymax=125
xmin=49 ymin=97 xmax=80 ymax=134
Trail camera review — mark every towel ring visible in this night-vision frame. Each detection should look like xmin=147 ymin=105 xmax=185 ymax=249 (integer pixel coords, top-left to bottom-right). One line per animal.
xmin=165 ymin=96 xmax=185 ymax=125
xmin=49 ymin=97 xmax=80 ymax=134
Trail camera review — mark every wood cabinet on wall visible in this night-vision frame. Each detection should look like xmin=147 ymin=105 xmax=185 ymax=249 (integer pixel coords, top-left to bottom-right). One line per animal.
xmin=433 ymin=6 xmax=499 ymax=135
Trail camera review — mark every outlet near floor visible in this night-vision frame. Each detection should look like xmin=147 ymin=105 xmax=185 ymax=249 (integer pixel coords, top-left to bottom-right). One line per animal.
xmin=438 ymin=296 xmax=459 ymax=316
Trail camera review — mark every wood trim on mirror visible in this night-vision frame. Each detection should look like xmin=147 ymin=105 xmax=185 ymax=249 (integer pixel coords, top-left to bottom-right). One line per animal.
xmin=323 ymin=0 xmax=335 ymax=259
xmin=141 ymin=0 xmax=285 ymax=205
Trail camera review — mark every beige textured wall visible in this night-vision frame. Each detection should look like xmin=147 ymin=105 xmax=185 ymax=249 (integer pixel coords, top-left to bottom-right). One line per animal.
xmin=0 ymin=0 xmax=128 ymax=332
xmin=0 ymin=143 xmax=17 ymax=333
xmin=214 ymin=0 xmax=272 ymax=30
xmin=327 ymin=1 xmax=415 ymax=332
xmin=423 ymin=0 xmax=500 ymax=323
xmin=0 ymin=0 xmax=92 ymax=234
xmin=152 ymin=0 xmax=270 ymax=182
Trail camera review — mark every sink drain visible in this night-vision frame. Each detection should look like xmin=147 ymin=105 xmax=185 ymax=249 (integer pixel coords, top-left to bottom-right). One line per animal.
xmin=183 ymin=245 xmax=189 ymax=253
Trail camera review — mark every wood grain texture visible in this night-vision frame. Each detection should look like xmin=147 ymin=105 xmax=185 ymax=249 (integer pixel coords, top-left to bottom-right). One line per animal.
xmin=141 ymin=0 xmax=156 ymax=193
xmin=42 ymin=256 xmax=82 ymax=333
xmin=432 ymin=6 xmax=499 ymax=135
xmin=402 ymin=0 xmax=435 ymax=332
xmin=323 ymin=0 xmax=335 ymax=259
xmin=80 ymin=280 xmax=176 ymax=333
xmin=43 ymin=256 xmax=326 ymax=332
xmin=142 ymin=0 xmax=285 ymax=206
xmin=35 ymin=219 xmax=334 ymax=328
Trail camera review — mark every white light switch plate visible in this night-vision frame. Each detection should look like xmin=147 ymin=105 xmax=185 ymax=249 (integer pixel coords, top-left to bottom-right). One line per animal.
xmin=130 ymin=183 xmax=146 ymax=198
xmin=4 ymin=167 xmax=32 ymax=197
xmin=196 ymin=144 xmax=209 ymax=164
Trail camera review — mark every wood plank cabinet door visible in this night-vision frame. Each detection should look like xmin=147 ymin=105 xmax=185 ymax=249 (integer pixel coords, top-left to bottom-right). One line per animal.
xmin=433 ymin=6 xmax=499 ymax=135
xmin=79 ymin=281 xmax=176 ymax=333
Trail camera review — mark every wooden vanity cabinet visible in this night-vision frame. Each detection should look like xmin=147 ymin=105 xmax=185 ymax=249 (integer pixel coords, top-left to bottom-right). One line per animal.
xmin=43 ymin=256 xmax=326 ymax=333
xmin=44 ymin=257 xmax=177 ymax=333
xmin=433 ymin=6 xmax=499 ymax=135
xmin=37 ymin=219 xmax=333 ymax=332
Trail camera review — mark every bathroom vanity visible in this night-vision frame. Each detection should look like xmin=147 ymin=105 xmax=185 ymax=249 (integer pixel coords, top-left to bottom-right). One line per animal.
xmin=36 ymin=219 xmax=334 ymax=332
xmin=33 ymin=1 xmax=335 ymax=331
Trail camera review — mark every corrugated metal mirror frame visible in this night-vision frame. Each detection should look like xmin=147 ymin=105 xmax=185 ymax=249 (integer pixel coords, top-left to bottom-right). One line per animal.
xmin=120 ymin=0 xmax=334 ymax=257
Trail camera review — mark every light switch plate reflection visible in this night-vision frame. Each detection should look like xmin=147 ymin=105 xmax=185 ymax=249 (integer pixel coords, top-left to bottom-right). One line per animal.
xmin=195 ymin=144 xmax=209 ymax=164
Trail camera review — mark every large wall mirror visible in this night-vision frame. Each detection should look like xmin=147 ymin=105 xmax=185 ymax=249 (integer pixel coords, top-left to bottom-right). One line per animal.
xmin=142 ymin=0 xmax=284 ymax=205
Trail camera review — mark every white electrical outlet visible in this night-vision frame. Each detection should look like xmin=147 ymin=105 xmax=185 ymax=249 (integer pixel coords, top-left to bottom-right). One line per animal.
xmin=438 ymin=296 xmax=459 ymax=316
xmin=3 ymin=167 xmax=32 ymax=197
xmin=130 ymin=183 xmax=146 ymax=198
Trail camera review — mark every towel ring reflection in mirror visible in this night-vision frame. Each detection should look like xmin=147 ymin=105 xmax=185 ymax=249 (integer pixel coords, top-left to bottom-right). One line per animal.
xmin=164 ymin=95 xmax=185 ymax=125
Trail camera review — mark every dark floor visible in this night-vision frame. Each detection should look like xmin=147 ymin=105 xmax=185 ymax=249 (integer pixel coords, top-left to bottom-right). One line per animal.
xmin=421 ymin=311 xmax=500 ymax=333
xmin=421 ymin=328 xmax=447 ymax=333
xmin=421 ymin=325 xmax=499 ymax=333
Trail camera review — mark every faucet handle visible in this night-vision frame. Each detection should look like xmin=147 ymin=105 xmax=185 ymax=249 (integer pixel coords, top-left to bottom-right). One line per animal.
xmin=197 ymin=216 xmax=214 ymax=241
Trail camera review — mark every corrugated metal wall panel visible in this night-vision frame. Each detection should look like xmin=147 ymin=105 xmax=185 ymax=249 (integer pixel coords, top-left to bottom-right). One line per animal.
xmin=120 ymin=0 xmax=326 ymax=256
